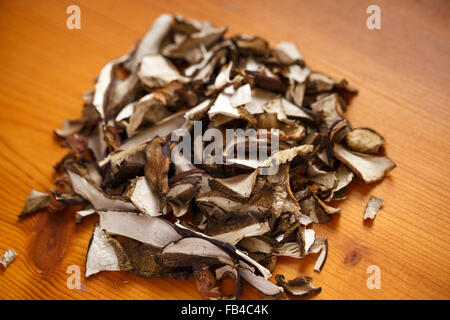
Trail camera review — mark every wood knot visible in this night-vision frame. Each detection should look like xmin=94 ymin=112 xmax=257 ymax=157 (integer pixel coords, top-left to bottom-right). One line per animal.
xmin=344 ymin=249 xmax=362 ymax=266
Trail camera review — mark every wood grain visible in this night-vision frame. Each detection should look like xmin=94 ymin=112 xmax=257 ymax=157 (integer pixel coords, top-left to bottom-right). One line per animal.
xmin=0 ymin=0 xmax=449 ymax=300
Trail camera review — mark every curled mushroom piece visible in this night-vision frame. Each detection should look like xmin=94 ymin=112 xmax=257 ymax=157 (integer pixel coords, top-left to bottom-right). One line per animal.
xmin=238 ymin=266 xmax=284 ymax=296
xmin=68 ymin=171 xmax=136 ymax=211
xmin=275 ymin=275 xmax=321 ymax=298
xmin=21 ymin=14 xmax=398 ymax=300
xmin=215 ymin=265 xmax=242 ymax=300
xmin=364 ymin=196 xmax=385 ymax=220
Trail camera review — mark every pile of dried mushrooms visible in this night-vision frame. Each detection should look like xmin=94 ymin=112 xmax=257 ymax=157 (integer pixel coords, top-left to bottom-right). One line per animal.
xmin=20 ymin=14 xmax=396 ymax=299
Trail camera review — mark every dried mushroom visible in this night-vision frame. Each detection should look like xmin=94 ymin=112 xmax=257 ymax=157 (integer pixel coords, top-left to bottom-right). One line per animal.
xmin=333 ymin=144 xmax=396 ymax=183
xmin=19 ymin=190 xmax=50 ymax=218
xmin=0 ymin=249 xmax=17 ymax=269
xmin=85 ymin=225 xmax=122 ymax=277
xmin=346 ymin=128 xmax=385 ymax=154
xmin=364 ymin=196 xmax=385 ymax=220
xmin=275 ymin=275 xmax=321 ymax=298
xmin=19 ymin=14 xmax=396 ymax=300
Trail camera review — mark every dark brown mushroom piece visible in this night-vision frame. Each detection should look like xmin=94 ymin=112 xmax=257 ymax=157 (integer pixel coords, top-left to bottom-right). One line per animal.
xmin=19 ymin=190 xmax=51 ymax=218
xmin=275 ymin=274 xmax=321 ymax=298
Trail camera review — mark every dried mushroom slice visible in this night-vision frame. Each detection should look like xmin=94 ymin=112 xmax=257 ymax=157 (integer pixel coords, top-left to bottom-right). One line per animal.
xmin=237 ymin=266 xmax=284 ymax=296
xmin=124 ymin=13 xmax=173 ymax=71
xmin=297 ymin=226 xmax=316 ymax=257
xmin=50 ymin=189 xmax=86 ymax=206
xmin=238 ymin=237 xmax=274 ymax=255
xmin=111 ymin=111 xmax=186 ymax=153
xmin=19 ymin=190 xmax=50 ymax=218
xmin=310 ymin=93 xmax=344 ymax=130
xmin=85 ymin=225 xmax=122 ymax=277
xmin=307 ymin=164 xmax=337 ymax=191
xmin=68 ymin=171 xmax=136 ymax=211
xmin=364 ymin=196 xmax=384 ymax=220
xmin=299 ymin=196 xmax=332 ymax=223
xmin=126 ymin=93 xmax=170 ymax=138
xmin=138 ymin=55 xmax=188 ymax=88
xmin=98 ymin=211 xmax=182 ymax=248
xmin=193 ymin=264 xmax=223 ymax=300
xmin=145 ymin=136 xmax=171 ymax=209
xmin=234 ymin=35 xmax=269 ymax=55
xmin=282 ymin=64 xmax=310 ymax=84
xmin=0 ymin=249 xmax=17 ymax=269
xmin=314 ymin=195 xmax=341 ymax=214
xmin=209 ymin=169 xmax=258 ymax=200
xmin=346 ymin=128 xmax=385 ymax=154
xmin=158 ymin=237 xmax=236 ymax=267
xmin=275 ymin=275 xmax=321 ymax=298
xmin=333 ymin=164 xmax=354 ymax=193
xmin=185 ymin=99 xmax=212 ymax=120
xmin=93 ymin=54 xmax=130 ymax=120
xmin=122 ymin=238 xmax=189 ymax=279
xmin=174 ymin=222 xmax=273 ymax=280
xmin=309 ymin=237 xmax=328 ymax=272
xmin=214 ymin=265 xmax=242 ymax=300
xmin=206 ymin=215 xmax=270 ymax=245
xmin=275 ymin=226 xmax=315 ymax=259
xmin=162 ymin=16 xmax=226 ymax=63
xmin=273 ymin=42 xmax=304 ymax=65
xmin=244 ymin=88 xmax=277 ymax=115
xmin=261 ymin=144 xmax=313 ymax=169
xmin=208 ymin=84 xmax=252 ymax=120
xmin=75 ymin=207 xmax=96 ymax=224
xmin=54 ymin=119 xmax=84 ymax=138
xmin=129 ymin=177 xmax=164 ymax=217
xmin=196 ymin=189 xmax=273 ymax=215
xmin=333 ymin=144 xmax=396 ymax=183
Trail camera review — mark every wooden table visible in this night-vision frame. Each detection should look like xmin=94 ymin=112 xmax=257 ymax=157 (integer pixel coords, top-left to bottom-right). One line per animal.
xmin=0 ymin=0 xmax=449 ymax=300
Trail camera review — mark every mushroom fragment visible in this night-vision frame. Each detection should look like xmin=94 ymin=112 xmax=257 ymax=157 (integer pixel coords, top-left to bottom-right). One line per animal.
xmin=85 ymin=225 xmax=122 ymax=277
xmin=333 ymin=144 xmax=396 ymax=183
xmin=19 ymin=190 xmax=50 ymax=218
xmin=364 ymin=196 xmax=385 ymax=220
xmin=129 ymin=177 xmax=163 ymax=217
xmin=346 ymin=128 xmax=385 ymax=154
xmin=19 ymin=14 xmax=397 ymax=300
xmin=68 ymin=171 xmax=136 ymax=211
xmin=193 ymin=264 xmax=222 ymax=299
xmin=309 ymin=237 xmax=328 ymax=272
xmin=209 ymin=170 xmax=258 ymax=199
xmin=275 ymin=275 xmax=321 ymax=298
xmin=98 ymin=211 xmax=181 ymax=248
xmin=238 ymin=266 xmax=284 ymax=296
xmin=0 ymin=249 xmax=17 ymax=269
